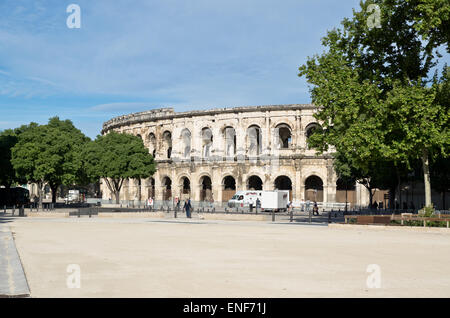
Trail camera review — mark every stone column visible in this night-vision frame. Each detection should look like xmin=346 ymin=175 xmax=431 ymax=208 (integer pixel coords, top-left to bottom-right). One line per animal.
xmin=295 ymin=160 xmax=302 ymax=201
xmin=236 ymin=115 xmax=246 ymax=162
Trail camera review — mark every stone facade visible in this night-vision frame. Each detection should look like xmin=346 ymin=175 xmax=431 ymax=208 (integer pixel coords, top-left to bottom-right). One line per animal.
xmin=101 ymin=104 xmax=371 ymax=207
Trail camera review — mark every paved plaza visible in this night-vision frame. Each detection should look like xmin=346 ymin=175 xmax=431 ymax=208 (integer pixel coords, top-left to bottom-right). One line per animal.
xmin=1 ymin=215 xmax=450 ymax=298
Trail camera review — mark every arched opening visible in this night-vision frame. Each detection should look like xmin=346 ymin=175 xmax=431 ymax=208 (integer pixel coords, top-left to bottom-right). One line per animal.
xmin=305 ymin=175 xmax=324 ymax=202
xmin=336 ymin=178 xmax=356 ymax=207
xmin=163 ymin=131 xmax=172 ymax=159
xmin=247 ymin=175 xmax=263 ymax=190
xmin=178 ymin=176 xmax=191 ymax=200
xmin=148 ymin=133 xmax=156 ymax=158
xmin=274 ymin=176 xmax=293 ymax=201
xmin=224 ymin=127 xmax=236 ymax=157
xmin=305 ymin=123 xmax=322 ymax=149
xmin=276 ymin=124 xmax=292 ymax=149
xmin=147 ymin=178 xmax=155 ymax=199
xmin=247 ymin=125 xmax=262 ymax=156
xmin=200 ymin=176 xmax=213 ymax=202
xmin=162 ymin=176 xmax=172 ymax=201
xmin=222 ymin=176 xmax=236 ymax=202
xmin=181 ymin=129 xmax=191 ymax=159
xmin=202 ymin=128 xmax=213 ymax=158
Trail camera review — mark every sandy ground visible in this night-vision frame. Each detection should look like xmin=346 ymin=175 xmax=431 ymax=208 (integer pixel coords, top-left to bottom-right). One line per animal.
xmin=7 ymin=217 xmax=450 ymax=298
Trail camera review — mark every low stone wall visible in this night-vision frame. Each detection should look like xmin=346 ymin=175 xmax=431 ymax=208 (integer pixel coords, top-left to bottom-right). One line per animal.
xmin=329 ymin=223 xmax=450 ymax=233
xmin=27 ymin=212 xmax=70 ymax=218
xmin=97 ymin=212 xmax=166 ymax=218
xmin=197 ymin=213 xmax=270 ymax=221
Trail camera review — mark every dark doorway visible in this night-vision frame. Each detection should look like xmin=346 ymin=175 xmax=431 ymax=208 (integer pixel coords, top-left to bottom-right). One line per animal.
xmin=247 ymin=176 xmax=263 ymax=190
xmin=305 ymin=175 xmax=323 ymax=202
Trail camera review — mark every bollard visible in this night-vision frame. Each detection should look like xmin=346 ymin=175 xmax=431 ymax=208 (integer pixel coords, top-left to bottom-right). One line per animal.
xmin=12 ymin=205 xmax=15 ymax=216
xmin=20 ymin=205 xmax=24 ymax=217
xmin=290 ymin=209 xmax=293 ymax=223
xmin=328 ymin=212 xmax=331 ymax=223
xmin=309 ymin=210 xmax=312 ymax=224
xmin=174 ymin=208 xmax=177 ymax=219
xmin=272 ymin=210 xmax=275 ymax=222
xmin=167 ymin=206 xmax=170 ymax=214
xmin=3 ymin=205 xmax=6 ymax=214
xmin=78 ymin=209 xmax=81 ymax=218
xmin=89 ymin=208 xmax=92 ymax=218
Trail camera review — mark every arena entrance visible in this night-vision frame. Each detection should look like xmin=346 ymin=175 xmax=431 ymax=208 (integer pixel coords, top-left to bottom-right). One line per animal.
xmin=274 ymin=176 xmax=292 ymax=201
xmin=200 ymin=176 xmax=213 ymax=202
xmin=305 ymin=176 xmax=323 ymax=202
xmin=247 ymin=175 xmax=263 ymax=190
xmin=180 ymin=177 xmax=191 ymax=200
xmin=222 ymin=176 xmax=236 ymax=202
xmin=162 ymin=177 xmax=172 ymax=201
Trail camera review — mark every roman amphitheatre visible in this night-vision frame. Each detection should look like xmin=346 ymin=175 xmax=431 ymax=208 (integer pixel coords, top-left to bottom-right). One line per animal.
xmin=100 ymin=104 xmax=379 ymax=207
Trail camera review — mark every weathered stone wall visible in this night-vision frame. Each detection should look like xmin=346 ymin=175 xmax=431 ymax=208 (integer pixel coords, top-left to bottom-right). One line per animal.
xmin=101 ymin=104 xmax=370 ymax=206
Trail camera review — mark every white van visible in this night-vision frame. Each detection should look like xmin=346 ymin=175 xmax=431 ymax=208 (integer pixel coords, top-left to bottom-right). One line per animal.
xmin=227 ymin=190 xmax=289 ymax=212
xmin=227 ymin=191 xmax=262 ymax=209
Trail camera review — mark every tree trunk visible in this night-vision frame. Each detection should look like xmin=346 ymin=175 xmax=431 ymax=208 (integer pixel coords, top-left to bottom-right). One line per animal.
xmin=389 ymin=187 xmax=396 ymax=210
xmin=442 ymin=191 xmax=446 ymax=210
xmin=38 ymin=181 xmax=44 ymax=210
xmin=422 ymin=149 xmax=432 ymax=208
xmin=114 ymin=191 xmax=120 ymax=204
xmin=137 ymin=178 xmax=142 ymax=202
xmin=50 ymin=184 xmax=58 ymax=204
xmin=345 ymin=187 xmax=348 ymax=212
xmin=397 ymin=172 xmax=402 ymax=210
xmin=365 ymin=186 xmax=374 ymax=209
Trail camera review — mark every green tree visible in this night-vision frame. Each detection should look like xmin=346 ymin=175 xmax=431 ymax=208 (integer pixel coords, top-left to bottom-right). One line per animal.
xmin=299 ymin=0 xmax=449 ymax=208
xmin=11 ymin=118 xmax=90 ymax=205
xmin=83 ymin=131 xmax=156 ymax=204
xmin=0 ymin=123 xmax=38 ymax=188
xmin=0 ymin=130 xmax=19 ymax=188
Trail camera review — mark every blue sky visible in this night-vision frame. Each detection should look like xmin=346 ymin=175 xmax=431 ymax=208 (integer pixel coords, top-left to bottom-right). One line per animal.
xmin=0 ymin=0 xmax=448 ymax=139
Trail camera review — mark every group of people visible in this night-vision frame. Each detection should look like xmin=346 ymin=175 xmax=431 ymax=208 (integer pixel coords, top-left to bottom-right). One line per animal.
xmin=247 ymin=197 xmax=261 ymax=212
xmin=147 ymin=196 xmax=193 ymax=218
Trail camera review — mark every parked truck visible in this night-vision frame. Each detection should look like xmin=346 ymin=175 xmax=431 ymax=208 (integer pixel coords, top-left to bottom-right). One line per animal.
xmin=227 ymin=190 xmax=289 ymax=212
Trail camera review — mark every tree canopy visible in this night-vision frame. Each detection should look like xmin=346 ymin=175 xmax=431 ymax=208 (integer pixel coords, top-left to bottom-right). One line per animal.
xmin=299 ymin=0 xmax=449 ymax=208
xmin=82 ymin=131 xmax=156 ymax=204
xmin=11 ymin=117 xmax=90 ymax=203
xmin=0 ymin=123 xmax=38 ymax=188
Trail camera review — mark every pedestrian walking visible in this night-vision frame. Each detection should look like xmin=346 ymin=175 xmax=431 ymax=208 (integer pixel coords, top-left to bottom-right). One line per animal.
xmin=147 ymin=197 xmax=154 ymax=210
xmin=184 ymin=198 xmax=192 ymax=218
xmin=313 ymin=201 xmax=319 ymax=216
